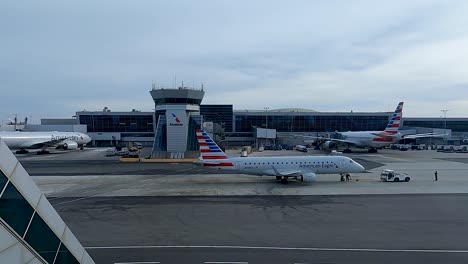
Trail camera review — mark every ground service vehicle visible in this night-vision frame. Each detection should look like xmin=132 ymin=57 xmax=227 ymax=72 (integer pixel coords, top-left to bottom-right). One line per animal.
xmin=380 ymin=169 xmax=410 ymax=182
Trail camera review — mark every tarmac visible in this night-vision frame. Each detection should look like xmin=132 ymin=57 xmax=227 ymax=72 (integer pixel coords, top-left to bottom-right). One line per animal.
xmin=16 ymin=147 xmax=468 ymax=263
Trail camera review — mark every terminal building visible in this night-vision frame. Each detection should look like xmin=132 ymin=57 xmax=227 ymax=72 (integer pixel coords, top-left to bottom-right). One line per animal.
xmin=40 ymin=107 xmax=468 ymax=149
xmin=15 ymin=84 xmax=468 ymax=152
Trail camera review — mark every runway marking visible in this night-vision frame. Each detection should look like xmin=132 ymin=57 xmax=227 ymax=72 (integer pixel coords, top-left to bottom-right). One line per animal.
xmin=85 ymin=245 xmax=468 ymax=254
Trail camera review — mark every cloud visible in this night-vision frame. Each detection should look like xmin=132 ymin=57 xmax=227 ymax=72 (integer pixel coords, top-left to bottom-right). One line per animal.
xmin=1 ymin=0 xmax=468 ymax=123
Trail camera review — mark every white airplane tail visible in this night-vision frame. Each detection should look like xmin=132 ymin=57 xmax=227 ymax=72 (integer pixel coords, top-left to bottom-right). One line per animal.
xmin=195 ymin=129 xmax=235 ymax=168
xmin=384 ymin=102 xmax=403 ymax=134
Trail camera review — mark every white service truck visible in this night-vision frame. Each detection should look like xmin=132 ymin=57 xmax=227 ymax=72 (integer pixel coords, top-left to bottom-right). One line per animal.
xmin=380 ymin=169 xmax=411 ymax=182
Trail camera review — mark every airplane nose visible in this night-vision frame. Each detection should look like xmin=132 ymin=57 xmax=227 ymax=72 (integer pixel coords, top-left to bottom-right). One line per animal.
xmin=357 ymin=163 xmax=365 ymax=172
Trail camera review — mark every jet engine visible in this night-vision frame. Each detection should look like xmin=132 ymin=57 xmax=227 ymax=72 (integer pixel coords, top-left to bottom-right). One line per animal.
xmin=297 ymin=173 xmax=317 ymax=182
xmin=61 ymin=140 xmax=78 ymax=150
xmin=322 ymin=141 xmax=336 ymax=149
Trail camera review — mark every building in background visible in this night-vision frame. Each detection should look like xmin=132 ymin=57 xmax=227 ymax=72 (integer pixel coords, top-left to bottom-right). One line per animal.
xmin=149 ymin=86 xmax=204 ymax=159
xmin=200 ymin=104 xmax=233 ymax=132
xmin=76 ymin=109 xmax=154 ymax=147
xmin=12 ymin=85 xmax=468 ymax=149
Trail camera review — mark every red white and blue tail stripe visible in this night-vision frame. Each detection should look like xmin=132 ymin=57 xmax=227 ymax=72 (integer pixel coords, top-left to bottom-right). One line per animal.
xmin=196 ymin=130 xmax=235 ymax=168
xmin=383 ymin=102 xmax=403 ymax=134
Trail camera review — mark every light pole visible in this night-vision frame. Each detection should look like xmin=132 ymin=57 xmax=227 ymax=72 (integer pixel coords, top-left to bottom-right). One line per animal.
xmin=264 ymin=107 xmax=269 ymax=129
xmin=441 ymin=109 xmax=448 ymax=143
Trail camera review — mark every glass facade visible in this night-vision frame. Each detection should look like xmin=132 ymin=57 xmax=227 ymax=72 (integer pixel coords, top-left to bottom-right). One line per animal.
xmin=55 ymin=243 xmax=80 ymax=264
xmin=0 ymin=170 xmax=7 ymax=193
xmin=0 ymin=180 xmax=35 ymax=237
xmin=0 ymin=170 xmax=79 ymax=264
xmin=403 ymin=120 xmax=468 ymax=132
xmin=79 ymin=114 xmax=154 ymax=132
xmin=24 ymin=213 xmax=61 ymax=263
xmin=235 ymin=114 xmax=390 ymax=132
xmin=153 ymin=97 xmax=202 ymax=105
xmin=200 ymin=104 xmax=234 ymax=132
xmin=153 ymin=114 xmax=167 ymax=151
xmin=187 ymin=115 xmax=202 ymax=151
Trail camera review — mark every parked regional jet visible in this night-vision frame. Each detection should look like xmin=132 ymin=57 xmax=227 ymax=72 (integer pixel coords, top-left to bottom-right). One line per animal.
xmin=196 ymin=129 xmax=365 ymax=184
xmin=0 ymin=131 xmax=92 ymax=154
xmin=307 ymin=102 xmax=446 ymax=153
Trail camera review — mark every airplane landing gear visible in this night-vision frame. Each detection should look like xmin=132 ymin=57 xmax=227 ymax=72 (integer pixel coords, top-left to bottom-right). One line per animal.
xmin=16 ymin=149 xmax=29 ymax=154
xmin=281 ymin=177 xmax=288 ymax=184
xmin=37 ymin=150 xmax=50 ymax=155
xmin=368 ymin=148 xmax=378 ymax=153
xmin=343 ymin=148 xmax=352 ymax=153
xmin=276 ymin=176 xmax=282 ymax=180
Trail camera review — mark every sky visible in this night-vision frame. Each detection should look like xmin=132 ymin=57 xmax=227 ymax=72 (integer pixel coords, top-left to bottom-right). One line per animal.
xmin=1 ymin=0 xmax=468 ymax=124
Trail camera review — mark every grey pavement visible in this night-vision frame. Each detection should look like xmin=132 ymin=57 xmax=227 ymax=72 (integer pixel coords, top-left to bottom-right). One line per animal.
xmin=53 ymin=195 xmax=468 ymax=264
xmin=13 ymin=148 xmax=468 ymax=263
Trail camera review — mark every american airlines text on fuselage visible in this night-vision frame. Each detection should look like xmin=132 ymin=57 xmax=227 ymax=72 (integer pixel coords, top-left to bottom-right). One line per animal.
xmin=243 ymin=161 xmax=339 ymax=170
xmin=51 ymin=135 xmax=80 ymax=141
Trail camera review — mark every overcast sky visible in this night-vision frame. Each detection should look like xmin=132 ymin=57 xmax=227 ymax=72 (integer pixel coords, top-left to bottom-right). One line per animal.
xmin=1 ymin=0 xmax=468 ymax=124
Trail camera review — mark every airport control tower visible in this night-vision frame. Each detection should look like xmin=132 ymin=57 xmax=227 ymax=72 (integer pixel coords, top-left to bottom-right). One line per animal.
xmin=150 ymin=84 xmax=205 ymax=159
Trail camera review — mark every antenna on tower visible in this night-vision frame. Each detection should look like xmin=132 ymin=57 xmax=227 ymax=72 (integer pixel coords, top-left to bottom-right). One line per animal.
xmin=152 ymin=80 xmax=156 ymax=90
xmin=201 ymin=82 xmax=204 ymax=91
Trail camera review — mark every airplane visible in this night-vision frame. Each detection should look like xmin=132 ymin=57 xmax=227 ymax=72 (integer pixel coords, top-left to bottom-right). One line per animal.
xmin=306 ymin=102 xmax=446 ymax=153
xmin=0 ymin=131 xmax=92 ymax=154
xmin=195 ymin=129 xmax=365 ymax=184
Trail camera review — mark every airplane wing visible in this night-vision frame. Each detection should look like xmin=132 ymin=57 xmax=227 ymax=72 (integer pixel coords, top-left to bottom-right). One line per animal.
xmin=370 ymin=132 xmax=396 ymax=139
xmin=26 ymin=138 xmax=68 ymax=149
xmin=402 ymin=133 xmax=448 ymax=139
xmin=303 ymin=136 xmax=353 ymax=144
xmin=268 ymin=165 xmax=303 ymax=177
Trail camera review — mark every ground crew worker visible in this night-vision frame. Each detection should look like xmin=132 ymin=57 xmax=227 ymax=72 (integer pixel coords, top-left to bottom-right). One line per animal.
xmin=434 ymin=170 xmax=438 ymax=181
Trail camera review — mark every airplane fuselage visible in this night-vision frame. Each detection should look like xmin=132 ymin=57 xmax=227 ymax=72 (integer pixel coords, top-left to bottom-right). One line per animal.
xmin=0 ymin=131 xmax=91 ymax=149
xmin=203 ymin=155 xmax=365 ymax=176
xmin=340 ymin=131 xmax=398 ymax=148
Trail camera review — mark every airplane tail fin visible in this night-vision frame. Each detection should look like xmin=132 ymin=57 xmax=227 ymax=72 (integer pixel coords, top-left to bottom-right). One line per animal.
xmin=384 ymin=102 xmax=403 ymax=134
xmin=196 ymin=129 xmax=229 ymax=160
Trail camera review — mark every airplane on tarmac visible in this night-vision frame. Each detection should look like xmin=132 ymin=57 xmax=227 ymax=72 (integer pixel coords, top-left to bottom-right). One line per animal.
xmin=195 ymin=129 xmax=365 ymax=184
xmin=306 ymin=102 xmax=446 ymax=153
xmin=0 ymin=131 xmax=92 ymax=154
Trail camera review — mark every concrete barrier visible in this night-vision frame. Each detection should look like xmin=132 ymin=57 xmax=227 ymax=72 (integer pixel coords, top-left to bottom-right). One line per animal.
xmin=119 ymin=158 xmax=140 ymax=162
xmin=140 ymin=158 xmax=198 ymax=163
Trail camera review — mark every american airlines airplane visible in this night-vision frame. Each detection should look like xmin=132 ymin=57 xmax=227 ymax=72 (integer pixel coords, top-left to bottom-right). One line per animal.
xmin=0 ymin=131 xmax=92 ymax=154
xmin=308 ymin=102 xmax=445 ymax=153
xmin=196 ymin=129 xmax=365 ymax=184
